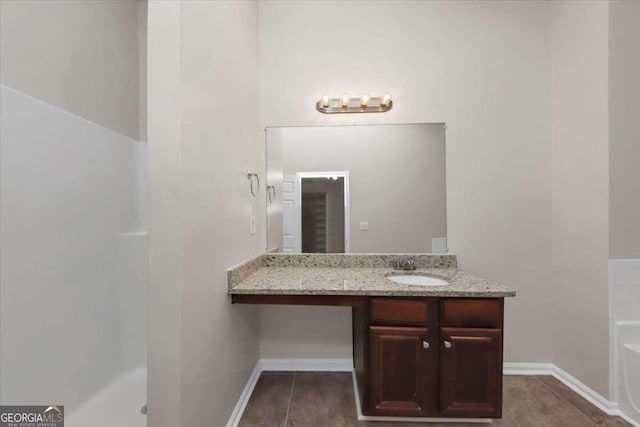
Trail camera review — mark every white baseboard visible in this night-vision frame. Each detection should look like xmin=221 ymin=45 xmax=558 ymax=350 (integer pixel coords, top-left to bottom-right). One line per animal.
xmin=550 ymin=365 xmax=620 ymax=416
xmin=620 ymin=413 xmax=640 ymax=427
xmin=504 ymin=362 xmax=623 ymax=418
xmin=225 ymin=362 xmax=262 ymax=427
xmin=503 ymin=362 xmax=555 ymax=376
xmin=227 ymin=359 xmax=633 ymax=426
xmin=259 ymin=357 xmax=353 ymax=372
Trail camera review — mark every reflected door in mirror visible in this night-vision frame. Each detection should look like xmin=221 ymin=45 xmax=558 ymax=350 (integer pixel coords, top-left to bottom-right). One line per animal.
xmin=301 ymin=176 xmax=346 ymax=253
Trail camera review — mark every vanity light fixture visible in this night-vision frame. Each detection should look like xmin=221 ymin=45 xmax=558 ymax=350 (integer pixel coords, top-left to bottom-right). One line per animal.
xmin=380 ymin=93 xmax=392 ymax=107
xmin=316 ymin=93 xmax=393 ymax=114
xmin=340 ymin=93 xmax=351 ymax=108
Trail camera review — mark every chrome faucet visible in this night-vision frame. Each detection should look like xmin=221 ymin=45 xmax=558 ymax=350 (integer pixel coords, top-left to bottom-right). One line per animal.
xmin=394 ymin=259 xmax=416 ymax=271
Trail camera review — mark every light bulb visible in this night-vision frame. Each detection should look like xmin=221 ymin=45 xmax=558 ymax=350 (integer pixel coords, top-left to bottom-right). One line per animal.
xmin=380 ymin=93 xmax=392 ymax=107
xmin=321 ymin=94 xmax=330 ymax=107
xmin=340 ymin=93 xmax=351 ymax=108
xmin=360 ymin=94 xmax=371 ymax=107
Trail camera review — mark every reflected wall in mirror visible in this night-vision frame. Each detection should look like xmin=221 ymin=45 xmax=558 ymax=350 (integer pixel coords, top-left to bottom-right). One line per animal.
xmin=265 ymin=123 xmax=446 ymax=254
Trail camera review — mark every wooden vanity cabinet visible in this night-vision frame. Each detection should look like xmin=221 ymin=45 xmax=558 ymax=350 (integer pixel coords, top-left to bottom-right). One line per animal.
xmin=354 ymin=297 xmax=504 ymax=419
xmin=440 ymin=327 xmax=503 ymax=417
xmin=232 ymin=293 xmax=505 ymax=419
xmin=368 ymin=326 xmax=428 ymax=415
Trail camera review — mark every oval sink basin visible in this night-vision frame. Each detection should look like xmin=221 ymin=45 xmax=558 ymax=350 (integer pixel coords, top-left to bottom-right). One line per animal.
xmin=387 ymin=275 xmax=449 ymax=286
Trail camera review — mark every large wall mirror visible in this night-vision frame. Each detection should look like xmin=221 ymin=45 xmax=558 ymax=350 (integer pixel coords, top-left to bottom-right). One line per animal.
xmin=265 ymin=123 xmax=446 ymax=254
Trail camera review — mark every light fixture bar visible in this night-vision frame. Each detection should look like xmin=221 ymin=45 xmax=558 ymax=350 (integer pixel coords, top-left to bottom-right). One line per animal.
xmin=316 ymin=94 xmax=393 ymax=114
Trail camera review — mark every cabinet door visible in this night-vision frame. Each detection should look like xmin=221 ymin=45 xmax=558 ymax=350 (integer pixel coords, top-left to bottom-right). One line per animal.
xmin=368 ymin=325 xmax=429 ymax=416
xmin=440 ymin=327 xmax=503 ymax=418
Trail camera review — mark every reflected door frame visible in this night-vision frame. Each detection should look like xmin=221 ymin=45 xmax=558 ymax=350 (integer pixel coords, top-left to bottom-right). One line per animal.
xmin=296 ymin=171 xmax=350 ymax=253
xmin=282 ymin=174 xmax=300 ymax=253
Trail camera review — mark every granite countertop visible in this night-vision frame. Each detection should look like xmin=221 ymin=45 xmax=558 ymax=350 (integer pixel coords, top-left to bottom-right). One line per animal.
xmin=227 ymin=254 xmax=516 ymax=298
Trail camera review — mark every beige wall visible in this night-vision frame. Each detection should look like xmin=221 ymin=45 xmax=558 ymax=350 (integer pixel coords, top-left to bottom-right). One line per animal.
xmin=0 ymin=0 xmax=145 ymax=140
xmin=550 ymin=1 xmax=610 ymax=397
xmin=259 ymin=3 xmax=622 ymax=398
xmin=147 ymin=2 xmax=261 ymax=426
xmin=259 ymin=0 xmax=554 ymax=367
xmin=179 ymin=2 xmax=261 ymax=425
xmin=609 ymin=0 xmax=640 ymax=259
xmin=147 ymin=3 xmax=182 ymax=426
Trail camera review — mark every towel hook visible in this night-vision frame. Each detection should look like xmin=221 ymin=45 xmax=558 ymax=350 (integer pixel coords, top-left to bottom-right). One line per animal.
xmin=267 ymin=184 xmax=276 ymax=204
xmin=247 ymin=170 xmax=260 ymax=197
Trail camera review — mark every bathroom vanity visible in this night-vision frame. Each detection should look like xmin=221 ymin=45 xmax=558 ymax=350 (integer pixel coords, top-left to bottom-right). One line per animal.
xmin=228 ymin=253 xmax=515 ymax=421
xmin=243 ymin=124 xmax=516 ymax=420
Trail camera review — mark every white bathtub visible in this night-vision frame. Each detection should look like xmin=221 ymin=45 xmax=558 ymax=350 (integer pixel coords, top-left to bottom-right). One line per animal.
xmin=617 ymin=321 xmax=640 ymax=426
xmin=65 ymin=368 xmax=147 ymax=427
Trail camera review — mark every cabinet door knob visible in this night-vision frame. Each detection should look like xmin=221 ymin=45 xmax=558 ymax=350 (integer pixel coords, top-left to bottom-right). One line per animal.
xmin=444 ymin=340 xmax=452 ymax=349
xmin=422 ymin=340 xmax=430 ymax=349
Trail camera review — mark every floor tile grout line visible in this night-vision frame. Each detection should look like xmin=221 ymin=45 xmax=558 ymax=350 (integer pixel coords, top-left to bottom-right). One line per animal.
xmin=282 ymin=372 xmax=296 ymax=427
xmin=503 ymin=403 xmax=523 ymax=425
xmin=532 ymin=376 xmax=601 ymax=427
xmin=502 ymin=379 xmax=524 ymax=424
xmin=504 ymin=409 xmax=523 ymax=427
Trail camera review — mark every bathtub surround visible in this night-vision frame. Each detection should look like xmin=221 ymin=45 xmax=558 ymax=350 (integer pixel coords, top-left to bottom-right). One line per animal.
xmin=65 ymin=368 xmax=147 ymax=427
xmin=616 ymin=322 xmax=640 ymax=427
xmin=0 ymin=86 xmax=147 ymax=412
xmin=610 ymin=261 xmax=640 ymax=325
xmin=610 ymin=260 xmax=640 ymax=426
xmin=116 ymin=232 xmax=148 ymax=372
